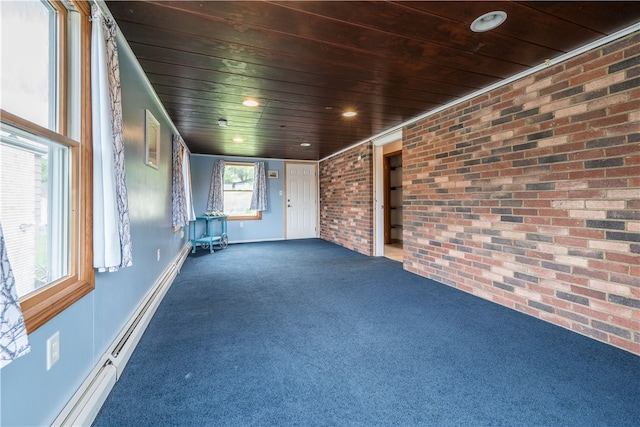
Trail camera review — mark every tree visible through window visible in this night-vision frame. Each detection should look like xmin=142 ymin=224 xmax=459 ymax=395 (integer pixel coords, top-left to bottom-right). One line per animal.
xmin=224 ymin=163 xmax=261 ymax=220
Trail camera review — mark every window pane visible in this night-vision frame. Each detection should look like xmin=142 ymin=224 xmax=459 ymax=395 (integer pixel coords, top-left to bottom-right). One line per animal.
xmin=224 ymin=192 xmax=256 ymax=216
xmin=223 ymin=164 xmax=258 ymax=217
xmin=224 ymin=165 xmax=254 ymax=191
xmin=0 ymin=125 xmax=70 ymax=298
xmin=1 ymin=0 xmax=57 ymax=130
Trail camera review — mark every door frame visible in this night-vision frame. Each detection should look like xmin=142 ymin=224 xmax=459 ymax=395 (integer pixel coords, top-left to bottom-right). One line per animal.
xmin=372 ymin=129 xmax=403 ymax=256
xmin=284 ymin=161 xmax=319 ymax=240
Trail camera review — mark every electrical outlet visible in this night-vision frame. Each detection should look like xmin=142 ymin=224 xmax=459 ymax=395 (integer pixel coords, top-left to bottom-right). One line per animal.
xmin=47 ymin=331 xmax=60 ymax=370
xmin=239 ymin=222 xmax=244 ymax=228
xmin=179 ymin=229 xmax=184 ymax=239
xmin=157 ymin=249 xmax=161 ymax=261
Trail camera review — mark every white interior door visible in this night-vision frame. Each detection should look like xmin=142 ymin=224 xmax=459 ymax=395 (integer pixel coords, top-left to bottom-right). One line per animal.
xmin=286 ymin=162 xmax=317 ymax=239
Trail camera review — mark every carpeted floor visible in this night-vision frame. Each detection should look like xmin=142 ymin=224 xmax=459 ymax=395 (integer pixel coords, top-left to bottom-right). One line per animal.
xmin=93 ymin=239 xmax=640 ymax=426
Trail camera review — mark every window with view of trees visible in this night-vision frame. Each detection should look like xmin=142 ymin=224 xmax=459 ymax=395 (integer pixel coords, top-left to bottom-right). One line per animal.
xmin=224 ymin=163 xmax=261 ymax=220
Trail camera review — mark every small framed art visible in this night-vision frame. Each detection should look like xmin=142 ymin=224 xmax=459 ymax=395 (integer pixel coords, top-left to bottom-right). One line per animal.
xmin=268 ymin=170 xmax=279 ymax=179
xmin=145 ymin=109 xmax=160 ymax=169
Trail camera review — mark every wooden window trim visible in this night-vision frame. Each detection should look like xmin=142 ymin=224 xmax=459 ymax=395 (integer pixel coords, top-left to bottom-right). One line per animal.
xmin=1 ymin=111 xmax=78 ymax=150
xmin=3 ymin=0 xmax=94 ymax=334
xmin=228 ymin=211 xmax=263 ymax=221
xmin=75 ymin=1 xmax=94 ymax=310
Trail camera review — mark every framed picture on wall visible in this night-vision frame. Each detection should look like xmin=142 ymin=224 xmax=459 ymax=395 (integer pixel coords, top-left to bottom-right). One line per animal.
xmin=268 ymin=170 xmax=279 ymax=179
xmin=145 ymin=109 xmax=160 ymax=169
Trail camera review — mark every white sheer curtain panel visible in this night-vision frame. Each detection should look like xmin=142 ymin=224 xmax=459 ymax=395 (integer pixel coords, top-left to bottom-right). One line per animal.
xmin=182 ymin=147 xmax=196 ymax=222
xmin=207 ymin=159 xmax=225 ymax=212
xmin=0 ymin=221 xmax=30 ymax=369
xmin=91 ymin=5 xmax=132 ymax=272
xmin=250 ymin=162 xmax=268 ymax=211
xmin=172 ymin=135 xmax=188 ymax=227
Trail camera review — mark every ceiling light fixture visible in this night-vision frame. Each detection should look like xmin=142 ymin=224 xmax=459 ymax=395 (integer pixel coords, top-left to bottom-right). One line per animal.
xmin=342 ymin=111 xmax=357 ymax=117
xmin=300 ymin=143 xmax=311 ymax=147
xmin=242 ymin=99 xmax=259 ymax=107
xmin=217 ymin=118 xmax=228 ymax=127
xmin=233 ymin=137 xmax=244 ymax=143
xmin=470 ymin=11 xmax=507 ymax=32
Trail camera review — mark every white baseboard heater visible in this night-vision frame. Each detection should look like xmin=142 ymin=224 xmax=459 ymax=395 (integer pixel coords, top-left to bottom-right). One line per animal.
xmin=52 ymin=243 xmax=191 ymax=427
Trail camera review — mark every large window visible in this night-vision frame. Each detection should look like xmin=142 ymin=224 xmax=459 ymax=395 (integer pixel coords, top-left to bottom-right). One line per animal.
xmin=224 ymin=163 xmax=261 ymax=220
xmin=0 ymin=0 xmax=92 ymax=332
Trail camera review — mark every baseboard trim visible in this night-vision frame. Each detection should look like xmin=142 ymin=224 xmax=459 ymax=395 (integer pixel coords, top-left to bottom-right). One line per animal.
xmin=52 ymin=243 xmax=191 ymax=427
xmin=228 ymin=237 xmax=285 ymax=244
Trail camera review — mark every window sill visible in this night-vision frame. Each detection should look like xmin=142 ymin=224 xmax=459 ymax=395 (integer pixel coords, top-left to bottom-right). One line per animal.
xmin=20 ymin=277 xmax=94 ymax=333
xmin=228 ymin=212 xmax=263 ymax=221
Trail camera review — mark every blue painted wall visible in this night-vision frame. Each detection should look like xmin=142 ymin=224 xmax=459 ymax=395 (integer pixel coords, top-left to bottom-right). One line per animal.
xmin=0 ymin=30 xmax=190 ymax=426
xmin=190 ymin=154 xmax=285 ymax=243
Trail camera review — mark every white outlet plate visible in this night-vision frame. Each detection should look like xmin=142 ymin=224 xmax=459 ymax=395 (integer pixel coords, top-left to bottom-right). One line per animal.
xmin=239 ymin=222 xmax=244 ymax=228
xmin=47 ymin=331 xmax=60 ymax=370
xmin=157 ymin=249 xmax=161 ymax=261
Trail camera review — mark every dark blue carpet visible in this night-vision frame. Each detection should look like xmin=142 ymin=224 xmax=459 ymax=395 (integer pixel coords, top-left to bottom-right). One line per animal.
xmin=93 ymin=239 xmax=640 ymax=426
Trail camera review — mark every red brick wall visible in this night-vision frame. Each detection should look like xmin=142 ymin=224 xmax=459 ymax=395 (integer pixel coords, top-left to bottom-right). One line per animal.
xmin=403 ymin=33 xmax=640 ymax=355
xmin=320 ymin=142 xmax=374 ymax=255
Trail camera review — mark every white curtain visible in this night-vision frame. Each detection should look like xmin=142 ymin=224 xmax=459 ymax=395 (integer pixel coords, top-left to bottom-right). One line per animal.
xmin=182 ymin=147 xmax=196 ymax=222
xmin=91 ymin=5 xmax=132 ymax=272
xmin=207 ymin=159 xmax=225 ymax=212
xmin=0 ymin=221 xmax=30 ymax=369
xmin=171 ymin=134 xmax=189 ymax=227
xmin=250 ymin=162 xmax=268 ymax=211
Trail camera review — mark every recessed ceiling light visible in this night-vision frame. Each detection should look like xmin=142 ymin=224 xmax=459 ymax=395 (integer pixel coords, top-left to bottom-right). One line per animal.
xmin=300 ymin=143 xmax=311 ymax=147
xmin=342 ymin=111 xmax=357 ymax=117
xmin=470 ymin=11 xmax=507 ymax=32
xmin=233 ymin=137 xmax=244 ymax=143
xmin=242 ymin=99 xmax=259 ymax=107
xmin=217 ymin=118 xmax=228 ymax=127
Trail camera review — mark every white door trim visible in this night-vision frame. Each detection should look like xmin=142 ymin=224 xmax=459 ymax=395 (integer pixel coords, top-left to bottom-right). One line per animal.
xmin=374 ymin=145 xmax=385 ymax=256
xmin=372 ymin=129 xmax=402 ymax=256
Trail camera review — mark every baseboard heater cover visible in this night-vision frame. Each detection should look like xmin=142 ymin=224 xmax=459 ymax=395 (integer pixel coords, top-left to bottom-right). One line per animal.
xmin=51 ymin=357 xmax=116 ymax=427
xmin=52 ymin=243 xmax=191 ymax=427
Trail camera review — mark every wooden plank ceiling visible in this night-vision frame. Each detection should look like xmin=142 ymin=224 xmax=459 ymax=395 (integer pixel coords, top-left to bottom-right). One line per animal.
xmin=106 ymin=1 xmax=640 ymax=160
